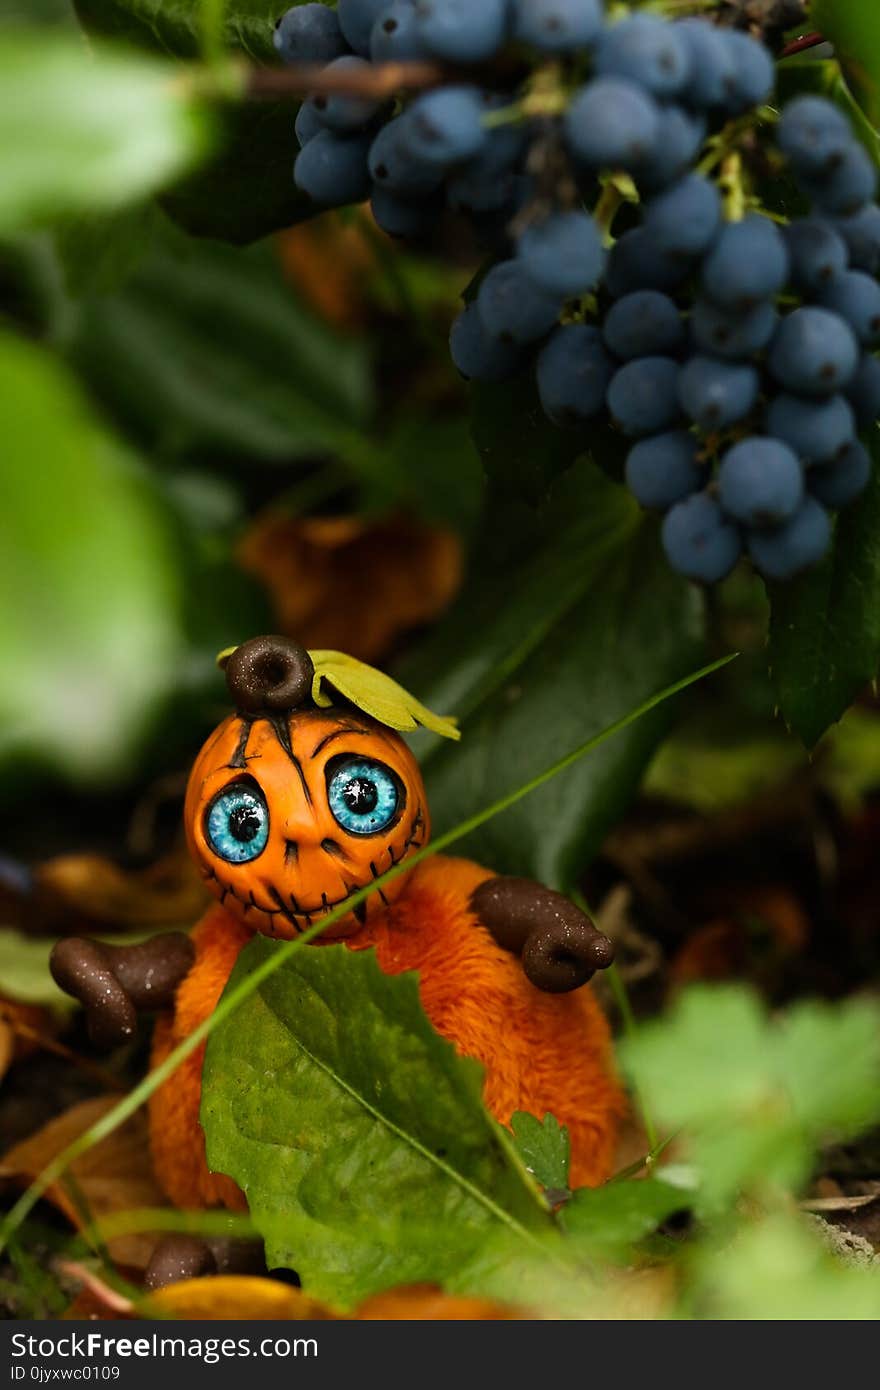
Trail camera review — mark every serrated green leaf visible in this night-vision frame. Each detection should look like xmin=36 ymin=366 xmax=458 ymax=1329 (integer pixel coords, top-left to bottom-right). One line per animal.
xmin=201 ymin=938 xmax=551 ymax=1309
xmin=768 ymin=434 xmax=880 ymax=747
xmin=74 ymin=0 xmax=278 ymax=61
xmin=686 ymin=1212 xmax=880 ymax=1320
xmin=0 ymin=29 xmax=210 ymax=236
xmin=397 ymin=460 xmax=705 ymax=888
xmin=0 ymin=328 xmax=184 ymax=781
xmin=621 ymin=987 xmax=880 ymax=1214
xmin=510 ymin=1112 xmax=570 ymax=1191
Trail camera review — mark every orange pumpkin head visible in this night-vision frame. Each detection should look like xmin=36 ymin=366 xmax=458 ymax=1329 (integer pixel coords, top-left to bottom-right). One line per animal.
xmin=184 ymin=638 xmax=435 ymax=940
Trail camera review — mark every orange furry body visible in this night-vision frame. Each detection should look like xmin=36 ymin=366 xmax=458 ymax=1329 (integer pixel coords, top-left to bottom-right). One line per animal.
xmin=149 ymin=854 xmax=624 ymax=1209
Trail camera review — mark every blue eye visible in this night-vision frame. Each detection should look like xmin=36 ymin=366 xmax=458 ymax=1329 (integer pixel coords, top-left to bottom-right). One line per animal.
xmin=205 ymin=784 xmax=269 ymax=864
xmin=326 ymin=758 xmax=402 ymax=836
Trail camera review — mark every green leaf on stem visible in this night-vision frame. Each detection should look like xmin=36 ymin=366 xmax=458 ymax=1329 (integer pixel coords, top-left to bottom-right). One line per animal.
xmin=811 ymin=1 xmax=880 ymax=128
xmin=0 ymin=29 xmax=210 ymax=235
xmin=201 ymin=940 xmax=550 ymax=1308
xmin=510 ymin=1112 xmax=570 ymax=1191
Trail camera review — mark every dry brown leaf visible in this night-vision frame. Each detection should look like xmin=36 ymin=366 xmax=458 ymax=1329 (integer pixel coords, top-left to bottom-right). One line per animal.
xmin=277 ymin=218 xmax=374 ymax=331
xmin=35 ymin=847 xmax=206 ymax=933
xmin=146 ymin=1276 xmax=337 ymax=1321
xmin=237 ymin=511 xmax=462 ymax=664
xmin=0 ymin=1097 xmax=168 ymax=1269
xmin=355 ymin=1284 xmax=521 ymax=1320
xmin=0 ymin=998 xmax=60 ymax=1079
xmin=670 ymin=886 xmax=809 ymax=987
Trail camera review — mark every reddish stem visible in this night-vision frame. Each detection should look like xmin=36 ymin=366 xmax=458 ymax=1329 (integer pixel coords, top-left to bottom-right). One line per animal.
xmin=779 ymin=31 xmax=826 ymax=59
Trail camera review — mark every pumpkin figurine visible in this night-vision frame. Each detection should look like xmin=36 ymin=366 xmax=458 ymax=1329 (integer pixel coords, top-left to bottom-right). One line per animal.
xmin=51 ymin=636 xmax=623 ymax=1288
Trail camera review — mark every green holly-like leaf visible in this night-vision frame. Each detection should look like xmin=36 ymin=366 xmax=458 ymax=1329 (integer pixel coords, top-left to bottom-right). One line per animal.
xmin=397 ymin=459 xmax=705 ymax=889
xmin=811 ymin=1 xmax=880 ymax=129
xmin=509 ymin=1112 xmax=570 ymax=1191
xmin=0 ymin=28 xmax=210 ymax=236
xmin=768 ymin=433 xmax=880 ymax=748
xmin=74 ymin=0 xmax=278 ymax=61
xmin=201 ymin=938 xmax=552 ymax=1309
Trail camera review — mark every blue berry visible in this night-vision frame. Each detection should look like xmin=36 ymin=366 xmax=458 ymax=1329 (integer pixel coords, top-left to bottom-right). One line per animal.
xmin=678 ymin=355 xmax=759 ymax=431
xmin=785 ymin=218 xmax=849 ymax=292
xmin=691 ymin=297 xmax=777 ymax=360
xmin=370 ymin=185 xmax=435 ymax=237
xmin=769 ymin=307 xmax=859 ymax=396
xmin=447 ymin=117 xmax=526 ymax=210
xmin=449 ymin=302 xmax=525 ymax=382
xmin=845 ymin=353 xmax=880 ymax=429
xmin=306 ymin=57 xmax=383 ymax=132
xmin=718 ymin=437 xmax=804 ymax=526
xmin=801 ymin=141 xmax=878 ymax=217
xmin=817 ymin=270 xmax=880 ymax=348
xmin=747 ymin=497 xmax=831 ymax=579
xmin=413 ymin=0 xmax=509 ymax=62
xmin=295 ymin=101 xmax=325 ymax=148
xmin=607 ymin=357 xmax=681 ymax=437
xmin=564 ymin=78 xmax=660 ymax=171
xmin=404 ymin=87 xmax=487 ymax=166
xmin=370 ymin=1 xmax=428 ymax=60
xmin=294 ymin=129 xmax=372 ymax=204
xmin=662 ymin=492 xmax=742 ymax=583
xmin=809 ymin=440 xmax=872 ymax=509
xmin=517 ymin=212 xmax=604 ymax=297
xmin=777 ymin=96 xmax=852 ymax=176
xmin=720 ymin=30 xmax=775 ymax=114
xmin=605 ymin=228 xmax=692 ymax=297
xmin=338 ymin=0 xmax=388 ymax=55
xmin=594 ymin=15 xmax=690 ymax=99
xmin=625 ymin=431 xmax=704 ymax=510
xmin=512 ymin=0 xmax=603 ymax=53
xmin=476 ymin=260 xmax=562 ymax=344
xmin=701 ymin=215 xmax=790 ymax=311
xmin=644 ymin=174 xmax=721 ymax=259
xmin=833 ymin=203 xmax=880 ymax=275
xmin=765 ymin=392 xmax=855 ymax=466
xmin=675 ymin=18 xmax=737 ymax=110
xmin=632 ymin=104 xmax=706 ymax=193
xmin=274 ymin=4 xmax=348 ymax=63
xmin=368 ymin=117 xmax=443 ymax=194
xmin=536 ymin=324 xmax=614 ymax=426
xmin=603 ymin=290 xmax=684 ymax=360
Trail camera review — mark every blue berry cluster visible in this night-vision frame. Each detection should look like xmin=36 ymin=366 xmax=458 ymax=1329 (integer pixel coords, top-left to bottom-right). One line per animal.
xmin=276 ymin=2 xmax=880 ymax=584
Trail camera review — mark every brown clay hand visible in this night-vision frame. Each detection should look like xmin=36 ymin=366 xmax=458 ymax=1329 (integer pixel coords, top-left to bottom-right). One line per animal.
xmin=50 ymin=933 xmax=194 ymax=1049
xmin=470 ymin=877 xmax=614 ymax=994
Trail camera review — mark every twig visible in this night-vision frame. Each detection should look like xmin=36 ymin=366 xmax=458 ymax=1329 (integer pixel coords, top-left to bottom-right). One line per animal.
xmin=246 ymin=59 xmax=445 ymax=101
xmin=780 ymin=32 xmax=826 ymax=59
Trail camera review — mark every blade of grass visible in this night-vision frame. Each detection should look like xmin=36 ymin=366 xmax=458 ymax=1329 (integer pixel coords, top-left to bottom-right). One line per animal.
xmin=0 ymin=651 xmax=736 ymax=1257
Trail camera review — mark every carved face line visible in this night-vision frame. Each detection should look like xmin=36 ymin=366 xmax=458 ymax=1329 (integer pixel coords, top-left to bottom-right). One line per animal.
xmin=186 ymin=710 xmax=431 ymax=938
xmin=199 ymin=802 xmax=426 ymax=935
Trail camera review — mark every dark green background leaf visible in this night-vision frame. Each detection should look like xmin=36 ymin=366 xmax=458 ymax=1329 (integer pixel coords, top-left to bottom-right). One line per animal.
xmin=73 ymin=0 xmax=313 ymax=241
xmin=202 ymin=938 xmax=550 ymax=1309
xmin=768 ymin=433 xmax=880 ymax=748
xmin=811 ymin=1 xmax=880 ymax=128
xmin=398 ymin=460 xmax=705 ymax=889
xmin=67 ymin=231 xmax=372 ymax=463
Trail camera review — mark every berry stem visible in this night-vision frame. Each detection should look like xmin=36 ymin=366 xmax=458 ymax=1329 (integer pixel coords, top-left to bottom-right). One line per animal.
xmin=720 ymin=151 xmax=747 ymax=221
xmin=245 ymin=58 xmax=445 ymax=101
xmin=593 ymin=179 xmax=630 ymax=243
xmin=779 ymin=31 xmax=826 ymax=60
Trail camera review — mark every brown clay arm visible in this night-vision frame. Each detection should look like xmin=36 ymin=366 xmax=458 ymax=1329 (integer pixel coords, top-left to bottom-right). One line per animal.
xmin=50 ymin=933 xmax=194 ymax=1049
xmin=470 ymin=877 xmax=614 ymax=993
